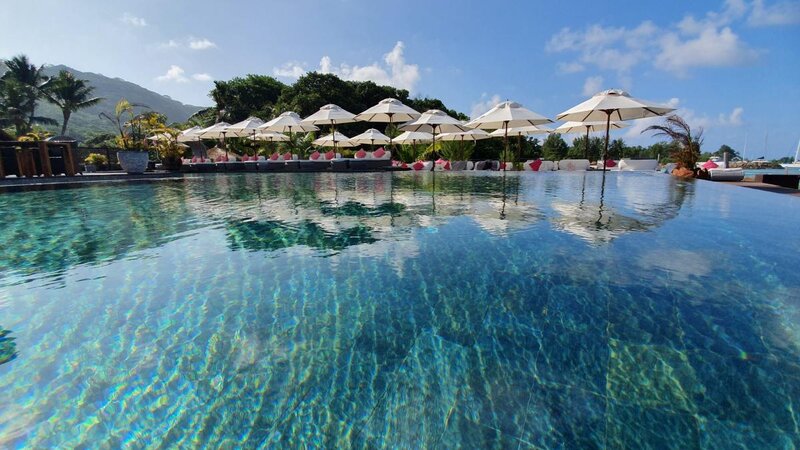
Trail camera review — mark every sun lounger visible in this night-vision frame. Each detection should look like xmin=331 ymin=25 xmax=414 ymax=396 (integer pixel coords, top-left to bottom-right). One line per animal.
xmin=523 ymin=159 xmax=555 ymax=171
xmin=349 ymin=148 xmax=392 ymax=171
xmin=298 ymin=150 xmax=334 ymax=171
xmin=408 ymin=160 xmax=434 ymax=171
xmin=434 ymin=159 xmax=451 ymax=171
xmin=618 ymin=159 xmax=658 ymax=171
xmin=708 ymin=167 xmax=744 ymax=181
xmin=557 ymin=159 xmax=590 ymax=171
xmin=258 ymin=152 xmax=287 ymax=171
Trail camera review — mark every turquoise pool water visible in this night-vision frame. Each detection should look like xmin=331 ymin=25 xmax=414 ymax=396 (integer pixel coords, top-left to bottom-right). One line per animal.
xmin=0 ymin=172 xmax=798 ymax=448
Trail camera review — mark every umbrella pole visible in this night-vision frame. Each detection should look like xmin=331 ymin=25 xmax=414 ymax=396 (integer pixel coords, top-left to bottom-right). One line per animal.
xmin=388 ymin=113 xmax=394 ymax=150
xmin=517 ymin=133 xmax=522 ymax=163
xmin=602 ymin=111 xmax=611 ymax=173
xmin=503 ymin=122 xmax=509 ymax=171
xmin=585 ymin=126 xmax=590 ymax=160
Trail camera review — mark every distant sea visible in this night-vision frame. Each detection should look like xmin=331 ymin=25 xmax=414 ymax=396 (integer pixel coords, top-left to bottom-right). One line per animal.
xmin=743 ymin=168 xmax=800 ymax=177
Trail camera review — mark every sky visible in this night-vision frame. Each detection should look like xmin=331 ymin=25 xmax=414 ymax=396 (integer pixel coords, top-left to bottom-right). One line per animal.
xmin=2 ymin=0 xmax=799 ymax=158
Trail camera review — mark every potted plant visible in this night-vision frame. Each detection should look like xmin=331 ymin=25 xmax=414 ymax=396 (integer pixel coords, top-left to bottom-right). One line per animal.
xmin=84 ymin=153 xmax=108 ymax=172
xmin=436 ymin=140 xmax=476 ymax=171
xmin=99 ymin=98 xmax=150 ymax=174
xmin=151 ymin=127 xmax=186 ymax=171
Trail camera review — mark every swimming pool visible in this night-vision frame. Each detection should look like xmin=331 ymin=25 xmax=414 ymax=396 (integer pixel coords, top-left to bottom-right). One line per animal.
xmin=0 ymin=172 xmax=798 ymax=448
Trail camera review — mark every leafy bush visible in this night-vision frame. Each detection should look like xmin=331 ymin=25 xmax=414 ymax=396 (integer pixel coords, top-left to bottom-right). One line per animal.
xmin=84 ymin=153 xmax=108 ymax=165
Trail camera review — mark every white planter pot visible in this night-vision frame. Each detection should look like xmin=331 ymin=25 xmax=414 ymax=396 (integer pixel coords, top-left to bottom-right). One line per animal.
xmin=117 ymin=151 xmax=149 ymax=174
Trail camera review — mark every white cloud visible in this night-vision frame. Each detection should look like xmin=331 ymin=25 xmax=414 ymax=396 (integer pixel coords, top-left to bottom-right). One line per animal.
xmin=272 ymin=41 xmax=421 ymax=92
xmin=192 ymin=73 xmax=213 ymax=82
xmin=156 ymin=65 xmax=188 ymax=83
xmin=718 ymin=107 xmax=744 ymax=126
xmin=160 ymin=40 xmax=180 ymax=49
xmin=470 ymin=93 xmax=502 ymax=119
xmin=121 ymin=13 xmax=147 ymax=27
xmin=273 ymin=61 xmax=307 ymax=78
xmin=582 ymin=76 xmax=604 ymax=97
xmin=547 ymin=3 xmax=761 ymax=80
xmin=656 ymin=27 xmax=759 ymax=76
xmin=189 ymin=38 xmax=217 ymax=50
xmin=624 ymin=99 xmax=744 ymax=144
xmin=749 ymin=0 xmax=800 ymax=26
xmin=556 ymin=61 xmax=585 ymax=74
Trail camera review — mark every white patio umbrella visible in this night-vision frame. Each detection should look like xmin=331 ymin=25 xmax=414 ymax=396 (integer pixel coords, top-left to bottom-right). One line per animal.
xmin=197 ymin=121 xmax=232 ymax=156
xmin=349 ymin=128 xmax=392 ymax=149
xmin=146 ymin=132 xmax=172 ymax=141
xmin=313 ymin=132 xmax=354 ymax=148
xmin=466 ymin=101 xmax=552 ymax=170
xmin=249 ymin=131 xmax=289 ymax=142
xmin=554 ymin=120 xmax=629 ymax=160
xmin=177 ymin=126 xmax=202 ymax=143
xmin=355 ymin=98 xmax=421 ymax=146
xmin=557 ymin=89 xmax=674 ymax=169
xmin=400 ymin=109 xmax=469 ymax=167
xmin=226 ymin=116 xmax=265 ymax=137
xmin=302 ymin=104 xmax=357 ymax=151
xmin=392 ymin=131 xmax=433 ymax=145
xmin=437 ymin=129 xmax=491 ymax=142
xmin=259 ymin=111 xmax=319 ymax=137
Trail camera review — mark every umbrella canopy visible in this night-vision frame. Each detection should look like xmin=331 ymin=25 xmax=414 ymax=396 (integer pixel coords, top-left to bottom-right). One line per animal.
xmin=355 ymin=98 xmax=420 ymax=123
xmin=302 ymin=104 xmax=357 ymax=126
xmin=465 ymin=101 xmax=552 ymax=170
xmin=177 ymin=126 xmax=202 ymax=142
xmin=313 ymin=132 xmax=354 ymax=147
xmin=557 ymin=89 xmax=675 ymax=169
xmin=249 ymin=131 xmax=289 ymax=142
xmin=225 ymin=116 xmax=265 ymax=137
xmin=438 ymin=129 xmax=491 ymax=141
xmin=400 ymin=109 xmax=468 ymax=134
xmin=349 ymin=128 xmax=392 ymax=146
xmin=556 ymin=89 xmax=674 ymax=122
xmin=489 ymin=125 xmax=553 ymax=137
xmin=554 ymin=120 xmax=629 ymax=134
xmin=259 ymin=111 xmax=319 ymax=133
xmin=146 ymin=132 xmax=172 ymax=141
xmin=392 ymin=131 xmax=433 ymax=144
xmin=466 ymin=101 xmax=552 ymax=130
xmin=196 ymin=122 xmax=231 ymax=139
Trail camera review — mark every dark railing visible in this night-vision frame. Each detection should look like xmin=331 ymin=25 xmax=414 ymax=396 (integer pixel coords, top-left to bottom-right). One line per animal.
xmin=0 ymin=141 xmax=79 ymax=178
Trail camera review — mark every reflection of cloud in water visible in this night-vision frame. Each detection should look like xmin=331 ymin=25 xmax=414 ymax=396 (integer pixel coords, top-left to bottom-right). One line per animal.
xmin=636 ymin=249 xmax=712 ymax=282
xmin=551 ymin=200 xmax=651 ymax=245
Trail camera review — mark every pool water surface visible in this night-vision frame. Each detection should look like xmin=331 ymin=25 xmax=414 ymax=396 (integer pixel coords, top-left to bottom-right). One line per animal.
xmin=0 ymin=171 xmax=798 ymax=448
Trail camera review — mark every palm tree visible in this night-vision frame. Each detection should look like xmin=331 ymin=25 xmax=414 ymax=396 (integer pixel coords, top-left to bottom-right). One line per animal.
xmin=45 ymin=70 xmax=103 ymax=135
xmin=642 ymin=115 xmax=703 ymax=171
xmin=0 ymin=78 xmax=56 ymax=136
xmin=1 ymin=55 xmax=51 ymax=125
xmin=99 ymin=98 xmax=149 ymax=149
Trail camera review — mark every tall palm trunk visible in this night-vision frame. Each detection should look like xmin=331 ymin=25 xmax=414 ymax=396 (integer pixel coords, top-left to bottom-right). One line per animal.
xmin=61 ymin=109 xmax=71 ymax=135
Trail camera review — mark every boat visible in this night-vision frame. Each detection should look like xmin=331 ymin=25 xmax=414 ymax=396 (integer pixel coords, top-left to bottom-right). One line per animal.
xmin=780 ymin=138 xmax=800 ymax=168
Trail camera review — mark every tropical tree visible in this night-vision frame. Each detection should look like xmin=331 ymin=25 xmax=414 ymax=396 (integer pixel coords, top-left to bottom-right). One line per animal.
xmin=642 ymin=115 xmax=703 ymax=170
xmin=45 ymin=70 xmax=103 ymax=135
xmin=568 ymin=135 xmax=603 ymax=160
xmin=542 ymin=133 xmax=569 ymax=161
xmin=0 ymin=78 xmax=56 ymax=136
xmin=1 ymin=54 xmax=51 ymax=125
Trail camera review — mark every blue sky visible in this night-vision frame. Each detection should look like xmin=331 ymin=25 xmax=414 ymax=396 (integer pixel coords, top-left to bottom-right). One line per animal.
xmin=2 ymin=0 xmax=799 ymax=158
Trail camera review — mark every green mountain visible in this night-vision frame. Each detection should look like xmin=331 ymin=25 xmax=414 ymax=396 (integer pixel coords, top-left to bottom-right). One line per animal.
xmin=6 ymin=63 xmax=204 ymax=138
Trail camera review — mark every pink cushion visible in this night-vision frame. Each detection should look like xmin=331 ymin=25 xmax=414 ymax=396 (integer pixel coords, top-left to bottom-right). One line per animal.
xmin=702 ymin=160 xmax=718 ymax=169
xmin=443 ymin=161 xmax=451 ymax=170
xmin=325 ymin=150 xmax=335 ymax=160
xmin=355 ymin=149 xmax=367 ymax=159
xmin=282 ymin=152 xmax=292 ymax=160
xmin=270 ymin=152 xmax=279 ymax=161
xmin=529 ymin=160 xmax=542 ymax=171
xmin=310 ymin=151 xmax=320 ymax=160
xmin=373 ymin=148 xmax=386 ymax=159
xmin=412 ymin=161 xmax=424 ymax=170
xmin=605 ymin=159 xmax=617 ymax=168
xmin=191 ymin=156 xmax=198 ymax=163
